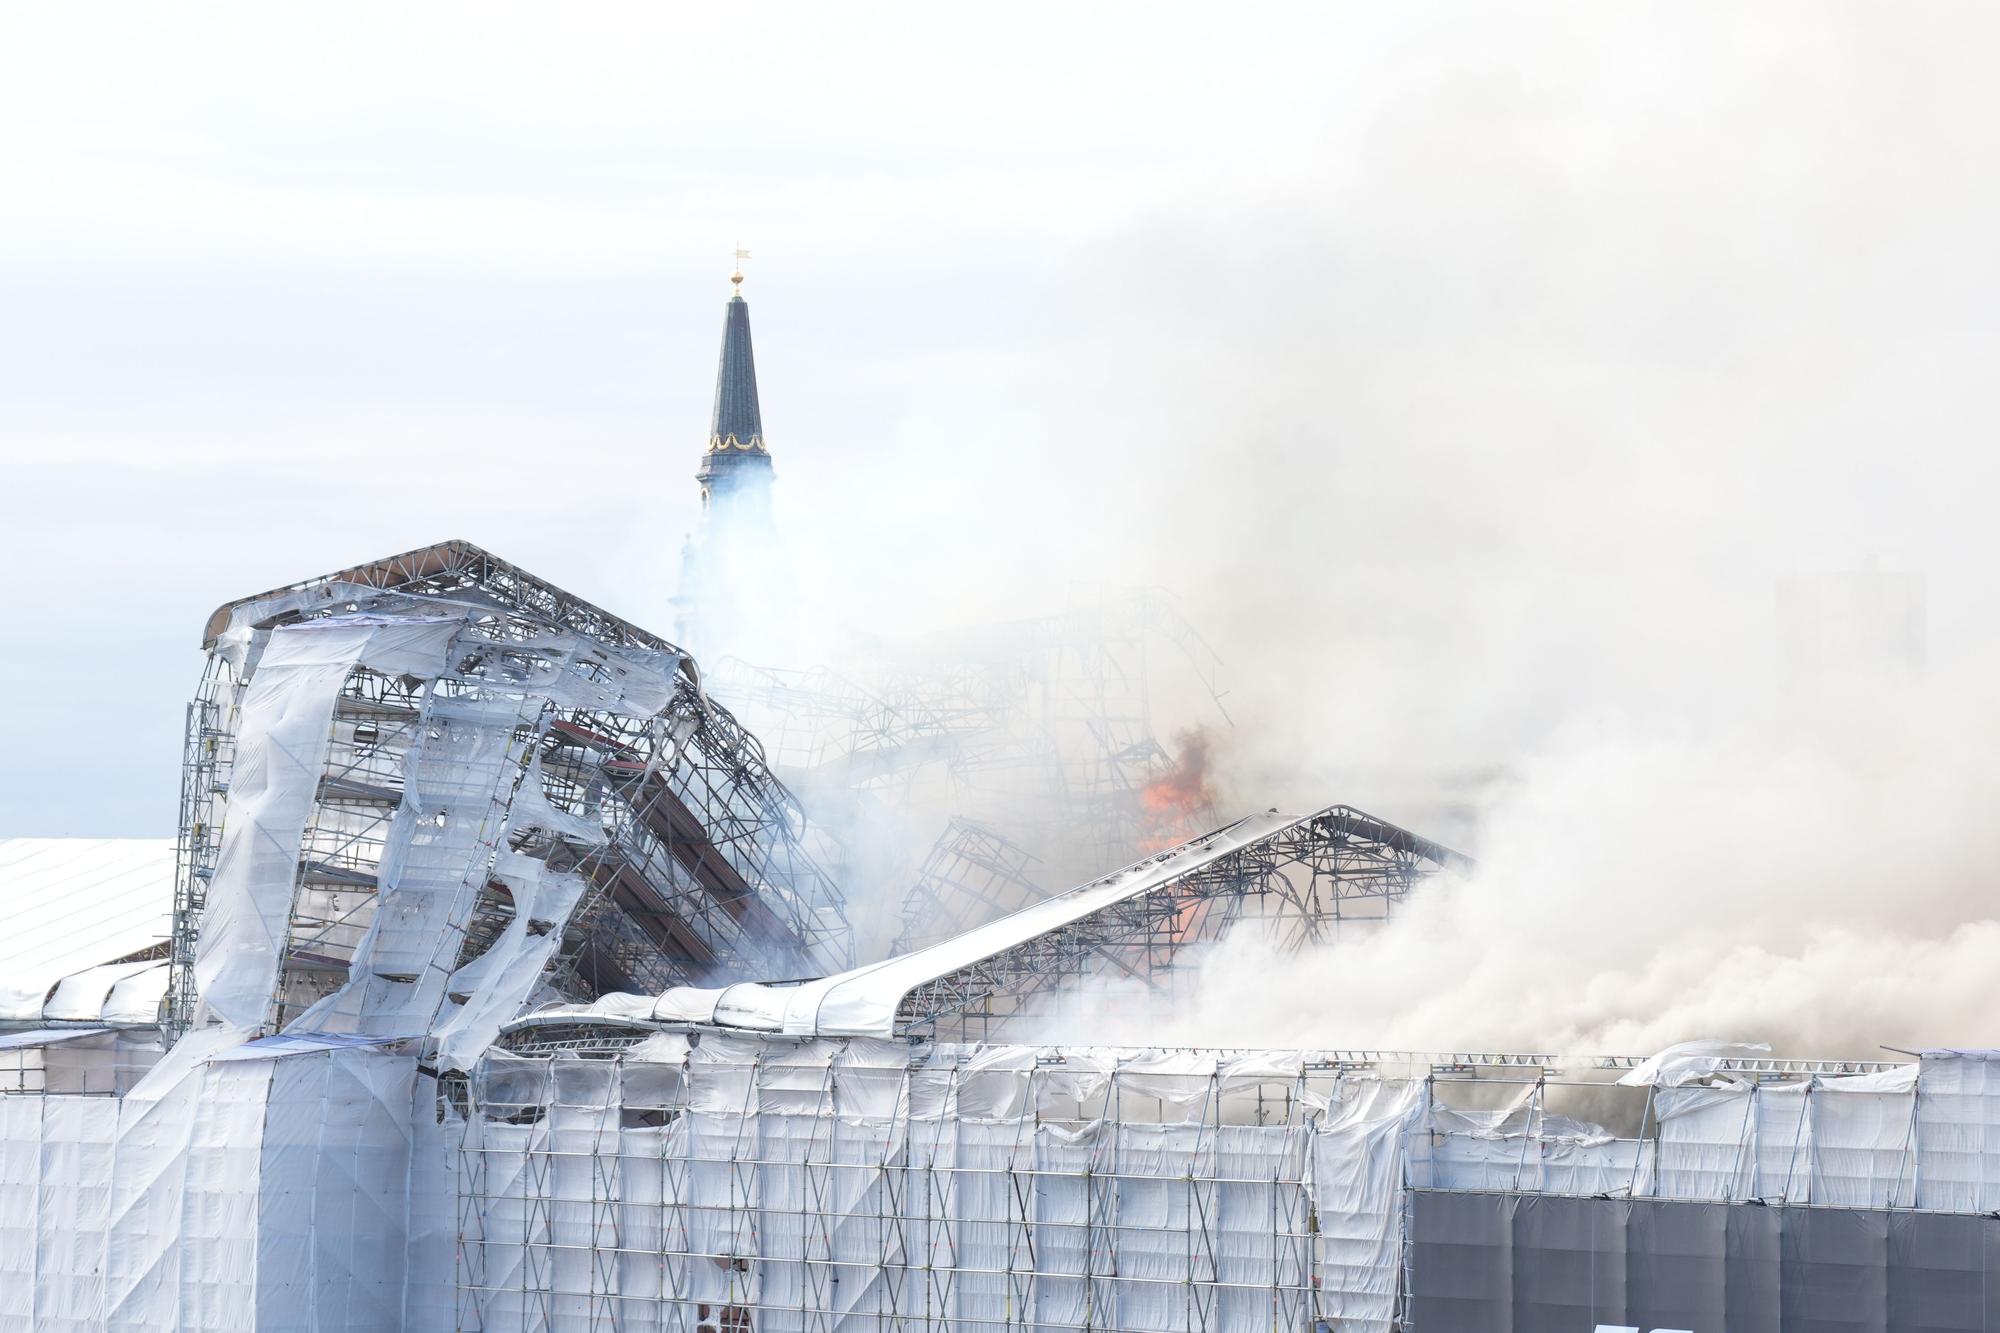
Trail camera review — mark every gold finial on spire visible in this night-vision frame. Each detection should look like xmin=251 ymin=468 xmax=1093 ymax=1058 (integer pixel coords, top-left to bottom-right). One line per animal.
xmin=731 ymin=245 xmax=751 ymax=292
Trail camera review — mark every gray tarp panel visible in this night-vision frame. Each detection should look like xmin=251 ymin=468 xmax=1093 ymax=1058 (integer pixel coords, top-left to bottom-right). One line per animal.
xmin=1409 ymin=1191 xmax=2000 ymax=1333
xmin=1626 ymin=1198 xmax=1729 ymax=1331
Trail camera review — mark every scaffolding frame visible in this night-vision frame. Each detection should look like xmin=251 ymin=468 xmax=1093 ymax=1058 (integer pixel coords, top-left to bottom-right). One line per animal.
xmin=454 ymin=1043 xmax=1337 ymax=1333
xmin=888 ymin=819 xmax=1044 ymax=957
xmin=165 ymin=540 xmax=853 ymax=1042
xmin=451 ymin=1032 xmax=1923 ymax=1331
xmin=896 ymin=805 xmax=1468 ymax=1042
xmin=706 ymin=588 xmax=1233 ymax=952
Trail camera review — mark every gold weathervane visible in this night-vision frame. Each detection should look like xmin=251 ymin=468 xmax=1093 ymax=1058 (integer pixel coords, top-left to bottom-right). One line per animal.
xmin=731 ymin=246 xmax=751 ymax=291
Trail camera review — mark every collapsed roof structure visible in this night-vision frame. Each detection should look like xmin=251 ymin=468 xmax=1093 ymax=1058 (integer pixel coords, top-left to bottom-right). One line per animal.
xmin=514 ymin=802 xmax=1466 ymax=1044
xmin=167 ymin=539 xmax=851 ymax=1061
xmin=4 ymin=538 xmax=2000 ymax=1332
xmin=705 ymin=587 xmax=1237 ymax=903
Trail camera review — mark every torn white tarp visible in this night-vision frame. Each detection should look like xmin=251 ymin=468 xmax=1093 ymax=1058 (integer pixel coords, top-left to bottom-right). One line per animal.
xmin=1306 ymin=1080 xmax=1425 ymax=1333
xmin=1649 ymin=1064 xmax=1919 ymax=1206
xmin=1421 ymin=1097 xmax=1650 ymax=1196
xmin=427 ymin=855 xmax=589 ymax=1070
xmin=1616 ymin=1038 xmax=1774 ymax=1087
xmin=278 ymin=627 xmax=681 ymax=1053
xmin=193 ymin=618 xmax=462 ymax=1028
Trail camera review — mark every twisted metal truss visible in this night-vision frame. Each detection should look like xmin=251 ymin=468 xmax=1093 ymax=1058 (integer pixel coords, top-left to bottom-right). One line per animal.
xmin=896 ymin=804 xmax=1468 ymax=1042
xmin=701 ymin=659 xmax=998 ymax=796
xmin=888 ymin=818 xmax=1044 ymax=957
xmin=706 ymin=587 xmax=1233 ymax=935
xmin=168 ymin=540 xmax=851 ymax=1038
xmin=539 ymin=679 xmax=851 ymax=1001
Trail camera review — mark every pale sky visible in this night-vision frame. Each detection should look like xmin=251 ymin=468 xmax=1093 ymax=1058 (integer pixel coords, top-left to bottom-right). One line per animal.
xmin=3 ymin=2 xmax=1998 ymax=834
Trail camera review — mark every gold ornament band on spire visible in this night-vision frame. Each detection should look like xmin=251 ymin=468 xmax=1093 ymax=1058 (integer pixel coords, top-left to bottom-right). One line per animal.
xmin=708 ymin=433 xmax=767 ymax=453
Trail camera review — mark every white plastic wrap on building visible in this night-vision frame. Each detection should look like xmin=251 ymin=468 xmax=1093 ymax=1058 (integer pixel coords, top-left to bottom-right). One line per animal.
xmin=18 ymin=1036 xmax=2000 ymax=1328
xmin=191 ymin=611 xmax=682 ymax=1056
xmin=1413 ymin=1097 xmax=1653 ymax=1197
xmin=621 ymin=809 xmax=1320 ymax=1041
xmin=0 ymin=1036 xmax=423 ymax=1333
xmin=195 ymin=618 xmax=462 ymax=1029
xmin=1648 ymin=1063 xmax=1927 ymax=1205
xmin=456 ymin=1037 xmax=1418 ymax=1333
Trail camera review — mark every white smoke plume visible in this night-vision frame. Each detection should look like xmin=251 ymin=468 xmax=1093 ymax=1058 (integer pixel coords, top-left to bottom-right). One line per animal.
xmin=1067 ymin=666 xmax=2000 ymax=1059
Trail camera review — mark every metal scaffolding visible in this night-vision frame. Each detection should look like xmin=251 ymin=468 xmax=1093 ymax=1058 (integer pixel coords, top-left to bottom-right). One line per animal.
xmin=453 ymin=1040 xmax=1359 ymax=1333
xmin=889 ymin=819 xmax=1045 ymax=957
xmin=451 ymin=1026 xmax=1938 ymax=1333
xmin=166 ymin=540 xmax=852 ymax=1041
xmin=705 ymin=588 xmax=1232 ymax=952
xmin=894 ymin=805 xmax=1468 ymax=1042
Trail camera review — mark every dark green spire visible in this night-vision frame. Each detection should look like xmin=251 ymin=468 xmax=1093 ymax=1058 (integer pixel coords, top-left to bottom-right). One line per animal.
xmin=695 ymin=269 xmax=773 ymax=507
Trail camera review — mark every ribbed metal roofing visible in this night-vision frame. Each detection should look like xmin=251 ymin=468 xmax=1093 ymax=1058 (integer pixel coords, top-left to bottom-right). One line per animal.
xmin=0 ymin=838 xmax=175 ymax=1023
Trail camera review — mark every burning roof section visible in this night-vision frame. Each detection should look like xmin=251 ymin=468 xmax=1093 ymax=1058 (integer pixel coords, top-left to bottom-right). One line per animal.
xmin=171 ymin=540 xmax=850 ymax=1064
xmin=516 ymin=802 xmax=1466 ymax=1044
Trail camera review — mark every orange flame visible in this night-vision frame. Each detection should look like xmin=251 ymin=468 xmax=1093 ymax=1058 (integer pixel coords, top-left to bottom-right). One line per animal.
xmin=1138 ymin=728 xmax=1218 ymax=854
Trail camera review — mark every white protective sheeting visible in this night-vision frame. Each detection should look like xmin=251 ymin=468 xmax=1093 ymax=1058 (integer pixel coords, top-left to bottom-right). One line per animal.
xmin=43 ymin=962 xmax=166 ymax=1024
xmin=1616 ymin=1038 xmax=1774 ymax=1087
xmin=1810 ymin=1065 xmax=1918 ymax=1207
xmin=639 ymin=809 xmax=1312 ymax=1039
xmin=1420 ymin=1100 xmax=1651 ymax=1196
xmin=0 ymin=839 xmax=175 ymax=1022
xmin=255 ymin=1046 xmax=417 ymax=1328
xmin=101 ymin=964 xmax=172 ymax=1027
xmin=0 ymin=1027 xmax=110 ymax=1051
xmin=335 ymin=645 xmax=658 ymax=1043
xmin=194 ymin=619 xmax=461 ymax=1028
xmin=427 ymin=855 xmax=589 ymax=1070
xmin=0 ymin=1040 xmax=419 ymax=1332
xmin=0 ymin=1031 xmax=163 ymax=1098
xmin=401 ymin=1077 xmax=462 ymax=1332
xmin=11 ymin=1029 xmax=2000 ymax=1330
xmin=1307 ymin=1080 xmax=1423 ymax=1333
xmin=190 ymin=608 xmax=685 ymax=1054
xmin=256 ymin=618 xmax=677 ymax=1053
xmin=1915 ymin=1049 xmax=2000 ymax=1210
xmin=1653 ymin=1082 xmax=1761 ymax=1200
xmin=298 ymin=683 xmax=548 ymax=1036
xmin=1651 ymin=1065 xmax=1920 ymax=1206
xmin=458 ymin=1036 xmax=1410 ymax=1333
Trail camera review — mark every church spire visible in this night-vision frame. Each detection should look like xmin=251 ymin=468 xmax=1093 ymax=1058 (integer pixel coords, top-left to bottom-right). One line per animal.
xmin=696 ymin=254 xmax=773 ymax=510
